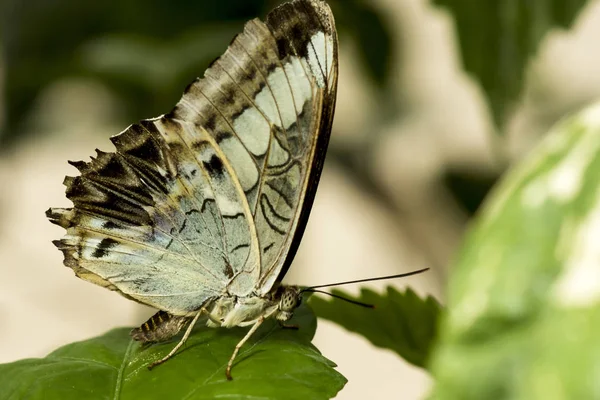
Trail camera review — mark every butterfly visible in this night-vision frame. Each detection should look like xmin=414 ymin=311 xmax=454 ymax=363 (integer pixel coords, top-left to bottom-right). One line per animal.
xmin=46 ymin=0 xmax=338 ymax=380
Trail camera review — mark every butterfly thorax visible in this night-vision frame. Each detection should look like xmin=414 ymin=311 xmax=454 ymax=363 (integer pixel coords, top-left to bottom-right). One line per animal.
xmin=206 ymin=285 xmax=301 ymax=328
xmin=131 ymin=285 xmax=302 ymax=343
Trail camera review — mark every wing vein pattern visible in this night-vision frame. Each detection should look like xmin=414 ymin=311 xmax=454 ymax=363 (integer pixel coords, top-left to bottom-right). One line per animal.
xmin=47 ymin=0 xmax=338 ymax=315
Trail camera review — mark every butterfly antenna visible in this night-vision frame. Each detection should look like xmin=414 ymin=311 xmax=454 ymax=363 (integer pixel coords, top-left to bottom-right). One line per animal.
xmin=303 ymin=267 xmax=429 ymax=291
xmin=303 ymin=289 xmax=375 ymax=308
xmin=300 ymin=268 xmax=429 ymax=308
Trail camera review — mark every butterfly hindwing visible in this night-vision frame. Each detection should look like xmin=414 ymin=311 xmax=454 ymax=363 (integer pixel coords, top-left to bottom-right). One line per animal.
xmin=48 ymin=0 xmax=338 ymax=315
xmin=48 ymin=119 xmax=255 ymax=315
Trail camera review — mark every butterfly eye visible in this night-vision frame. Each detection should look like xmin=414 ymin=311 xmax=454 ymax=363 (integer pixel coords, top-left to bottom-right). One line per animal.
xmin=279 ymin=289 xmax=300 ymax=312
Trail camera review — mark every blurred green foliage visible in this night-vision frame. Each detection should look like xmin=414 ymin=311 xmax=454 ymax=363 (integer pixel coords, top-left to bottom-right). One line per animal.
xmin=433 ymin=0 xmax=589 ymax=130
xmin=430 ymin=102 xmax=600 ymax=400
xmin=0 ymin=0 xmax=392 ymax=149
xmin=1 ymin=0 xmax=265 ymax=147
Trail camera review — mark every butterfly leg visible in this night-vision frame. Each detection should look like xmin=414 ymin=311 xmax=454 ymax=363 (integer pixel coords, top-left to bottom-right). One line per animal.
xmin=226 ymin=316 xmax=264 ymax=380
xmin=148 ymin=310 xmax=202 ymax=370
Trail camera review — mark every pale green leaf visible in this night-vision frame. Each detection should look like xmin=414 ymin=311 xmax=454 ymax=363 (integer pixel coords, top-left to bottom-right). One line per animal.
xmin=430 ymin=102 xmax=600 ymax=399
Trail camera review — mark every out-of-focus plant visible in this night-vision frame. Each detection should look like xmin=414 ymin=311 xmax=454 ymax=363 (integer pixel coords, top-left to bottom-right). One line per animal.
xmin=434 ymin=0 xmax=589 ymax=131
xmin=0 ymin=0 xmax=392 ymax=149
xmin=430 ymin=101 xmax=600 ymax=400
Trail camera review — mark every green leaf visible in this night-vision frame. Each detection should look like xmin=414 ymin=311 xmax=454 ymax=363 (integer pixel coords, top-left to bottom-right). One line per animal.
xmin=1 ymin=0 xmax=266 ymax=149
xmin=0 ymin=303 xmax=346 ymax=400
xmin=310 ymin=287 xmax=442 ymax=369
xmin=432 ymin=0 xmax=589 ymax=129
xmin=429 ymin=102 xmax=600 ymax=399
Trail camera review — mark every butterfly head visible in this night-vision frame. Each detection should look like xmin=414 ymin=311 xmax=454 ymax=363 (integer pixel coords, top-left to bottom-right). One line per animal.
xmin=275 ymin=285 xmax=302 ymax=321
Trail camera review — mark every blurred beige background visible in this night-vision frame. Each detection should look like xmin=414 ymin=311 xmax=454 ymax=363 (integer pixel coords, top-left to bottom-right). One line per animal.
xmin=3 ymin=0 xmax=600 ymax=398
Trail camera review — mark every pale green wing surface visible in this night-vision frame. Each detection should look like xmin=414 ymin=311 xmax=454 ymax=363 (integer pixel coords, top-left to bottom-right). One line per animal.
xmin=47 ymin=0 xmax=338 ymax=314
xmin=168 ymin=0 xmax=338 ymax=295
xmin=47 ymin=116 xmax=257 ymax=315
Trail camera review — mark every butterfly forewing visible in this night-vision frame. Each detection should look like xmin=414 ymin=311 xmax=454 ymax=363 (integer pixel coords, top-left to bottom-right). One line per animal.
xmin=260 ymin=1 xmax=338 ymax=290
xmin=47 ymin=0 xmax=338 ymax=316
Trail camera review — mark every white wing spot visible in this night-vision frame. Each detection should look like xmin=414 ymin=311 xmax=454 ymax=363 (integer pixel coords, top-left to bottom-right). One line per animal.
xmin=306 ymin=31 xmax=333 ymax=88
xmin=285 ymin=57 xmax=312 ymax=114
xmin=255 ymin=83 xmax=281 ymax=127
xmin=266 ymin=67 xmax=296 ymax=129
xmin=233 ymin=107 xmax=271 ymax=156
xmin=219 ymin=135 xmax=259 ymax=192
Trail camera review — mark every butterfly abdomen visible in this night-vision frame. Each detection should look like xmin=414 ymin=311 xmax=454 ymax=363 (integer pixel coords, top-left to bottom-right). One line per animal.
xmin=130 ymin=310 xmax=190 ymax=343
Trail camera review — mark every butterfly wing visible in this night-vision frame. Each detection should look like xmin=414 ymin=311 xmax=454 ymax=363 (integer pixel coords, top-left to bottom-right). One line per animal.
xmin=47 ymin=0 xmax=338 ymax=315
xmin=171 ymin=0 xmax=338 ymax=295
xmin=258 ymin=0 xmax=338 ymax=292
xmin=47 ymin=117 xmax=260 ymax=315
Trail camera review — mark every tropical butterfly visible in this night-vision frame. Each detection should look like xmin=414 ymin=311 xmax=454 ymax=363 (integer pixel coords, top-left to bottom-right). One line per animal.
xmin=47 ymin=0 xmax=338 ymax=380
